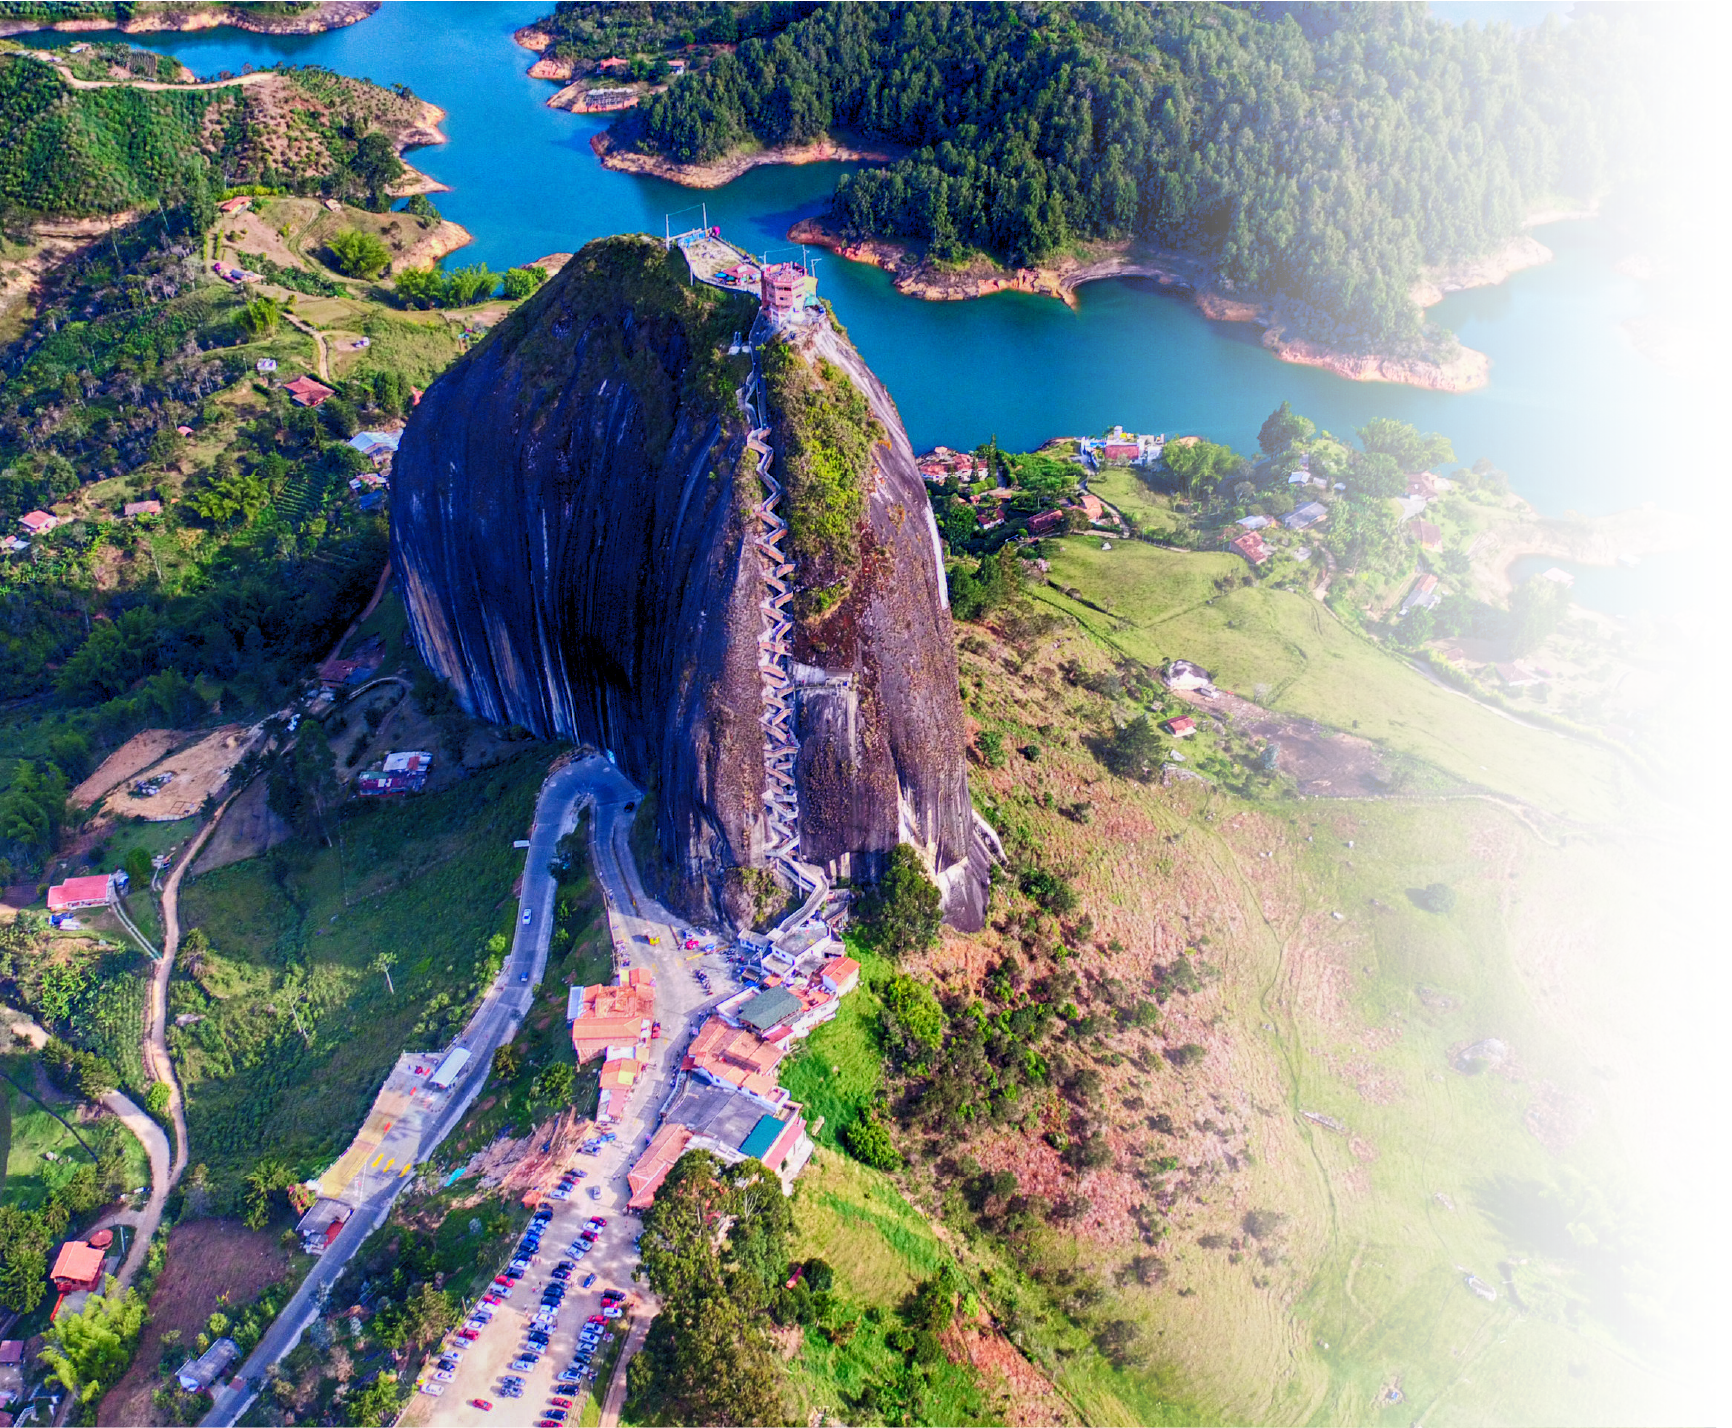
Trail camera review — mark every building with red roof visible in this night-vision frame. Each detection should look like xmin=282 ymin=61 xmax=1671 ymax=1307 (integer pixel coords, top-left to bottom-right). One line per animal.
xmin=1230 ymin=530 xmax=1270 ymax=566
xmin=50 ymin=1241 xmax=105 ymax=1294
xmin=1165 ymin=716 xmax=1197 ymax=738
xmin=47 ymin=874 xmax=113 ymax=914
xmin=17 ymin=511 xmax=56 ymax=535
xmin=570 ymin=968 xmax=656 ymax=1062
xmin=283 ymin=375 xmax=334 ymax=408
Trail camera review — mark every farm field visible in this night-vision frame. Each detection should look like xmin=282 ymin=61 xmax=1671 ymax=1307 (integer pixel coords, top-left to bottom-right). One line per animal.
xmin=1030 ymin=536 xmax=1634 ymax=824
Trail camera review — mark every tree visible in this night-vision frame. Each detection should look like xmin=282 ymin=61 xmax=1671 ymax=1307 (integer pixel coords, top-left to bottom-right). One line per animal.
xmin=856 ymin=844 xmax=942 ymax=958
xmin=0 ymin=1206 xmax=51 ymax=1312
xmin=501 ymin=265 xmax=549 ymax=300
xmin=239 ymin=295 xmax=282 ymax=339
xmin=1258 ymin=400 xmax=1314 ymax=454
xmin=1102 ymin=714 xmax=1162 ymax=781
xmin=881 ymin=973 xmax=944 ymax=1051
xmin=443 ymin=264 xmax=497 ymax=306
xmin=393 ymin=265 xmax=447 ymax=308
xmin=1350 ymin=451 xmax=1405 ymax=499
xmin=1508 ymin=575 xmax=1569 ymax=655
xmin=841 ymin=1112 xmax=902 ymax=1171
xmin=1163 ymin=438 xmax=1247 ymax=497
xmin=350 ymin=131 xmax=404 ymax=205
xmin=42 ymin=1279 xmax=146 ymax=1409
xmin=347 ymin=1373 xmax=403 ymax=1427
xmin=532 ymin=1061 xmax=575 ymax=1104
xmin=401 ymin=193 xmax=441 ymax=224
xmin=491 ymin=1043 xmax=522 ymax=1080
xmin=371 ymin=952 xmax=397 ymax=995
xmin=327 ymin=228 xmax=391 ymax=279
xmin=1357 ymin=418 xmax=1454 ymax=473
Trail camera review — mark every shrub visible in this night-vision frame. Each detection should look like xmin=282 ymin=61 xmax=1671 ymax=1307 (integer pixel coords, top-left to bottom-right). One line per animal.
xmin=327 ymin=228 xmax=391 ymax=279
xmin=502 ymin=265 xmax=549 ymax=300
xmin=1409 ymin=882 xmax=1456 ymax=914
xmin=881 ymin=973 xmax=944 ymax=1051
xmin=1164 ymin=1042 xmax=1206 ymax=1069
xmin=841 ymin=1113 xmax=902 ymax=1171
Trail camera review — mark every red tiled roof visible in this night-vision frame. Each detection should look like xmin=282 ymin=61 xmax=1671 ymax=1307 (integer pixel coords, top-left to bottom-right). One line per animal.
xmin=50 ymin=1241 xmax=104 ymax=1288
xmin=627 ymin=1122 xmax=691 ymax=1209
xmin=47 ymin=875 xmax=112 ymax=912
xmin=283 ymin=375 xmax=334 ymax=407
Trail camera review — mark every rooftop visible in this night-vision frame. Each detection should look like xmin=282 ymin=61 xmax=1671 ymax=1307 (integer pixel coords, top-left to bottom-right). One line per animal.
xmin=51 ymin=1241 xmax=105 ymax=1286
xmin=737 ymin=986 xmax=802 ymax=1033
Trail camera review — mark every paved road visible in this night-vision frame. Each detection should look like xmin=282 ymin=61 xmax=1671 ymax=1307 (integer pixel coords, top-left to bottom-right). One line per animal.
xmin=414 ymin=766 xmax=742 ymax=1427
xmin=202 ymin=753 xmax=617 ymax=1427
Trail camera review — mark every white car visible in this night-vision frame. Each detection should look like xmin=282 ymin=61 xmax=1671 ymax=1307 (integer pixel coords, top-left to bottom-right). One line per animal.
xmin=603 ymin=1306 xmax=622 ymax=1319
xmin=435 ymin=1369 xmax=455 ymax=1382
xmin=420 ymin=1384 xmax=444 ymax=1397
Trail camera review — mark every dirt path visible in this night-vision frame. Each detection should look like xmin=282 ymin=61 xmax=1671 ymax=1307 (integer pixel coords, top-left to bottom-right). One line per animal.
xmin=0 ymin=1014 xmax=169 ymax=1292
xmin=40 ymin=60 xmax=272 ymax=93
xmin=151 ymin=793 xmax=240 ymax=1186
xmin=284 ymin=311 xmax=330 ymax=381
xmin=88 ymin=1090 xmax=172 ymax=1291
xmin=599 ymin=1312 xmax=653 ymax=1428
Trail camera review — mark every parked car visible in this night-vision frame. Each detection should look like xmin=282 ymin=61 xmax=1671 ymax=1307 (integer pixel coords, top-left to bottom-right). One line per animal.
xmin=435 ymin=1370 xmax=455 ymax=1382
xmin=603 ymin=1306 xmax=622 ymax=1319
xmin=420 ymin=1384 xmax=444 ymax=1397
xmin=522 ymin=908 xmax=532 ymax=923
xmin=581 ymin=1273 xmax=596 ymax=1288
xmin=550 ymin=1398 xmax=574 ymax=1409
xmin=470 ymin=1400 xmax=493 ymax=1411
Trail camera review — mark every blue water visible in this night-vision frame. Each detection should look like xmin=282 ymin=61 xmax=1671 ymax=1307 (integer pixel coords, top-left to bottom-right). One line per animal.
xmin=25 ymin=3 xmax=1708 ymax=550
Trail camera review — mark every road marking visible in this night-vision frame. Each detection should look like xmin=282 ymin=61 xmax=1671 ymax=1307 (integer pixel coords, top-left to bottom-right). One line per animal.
xmin=370 ymin=1154 xmax=383 ymax=1167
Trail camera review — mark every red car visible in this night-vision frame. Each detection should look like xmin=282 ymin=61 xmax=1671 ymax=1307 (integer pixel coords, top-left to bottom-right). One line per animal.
xmin=470 ymin=1400 xmax=493 ymax=1412
xmin=455 ymin=1328 xmax=479 ymax=1341
xmin=550 ymin=1398 xmax=573 ymax=1409
xmin=651 ymin=1021 xmax=662 ymax=1039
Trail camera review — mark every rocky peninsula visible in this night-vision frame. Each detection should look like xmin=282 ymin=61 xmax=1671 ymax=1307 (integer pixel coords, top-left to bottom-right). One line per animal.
xmin=591 ymin=126 xmax=899 ymax=191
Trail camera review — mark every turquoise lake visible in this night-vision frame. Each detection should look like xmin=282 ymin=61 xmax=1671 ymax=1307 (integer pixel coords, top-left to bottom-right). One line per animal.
xmin=29 ymin=2 xmax=1708 ymax=566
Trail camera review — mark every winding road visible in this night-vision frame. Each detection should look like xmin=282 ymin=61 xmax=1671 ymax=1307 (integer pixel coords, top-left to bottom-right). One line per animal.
xmin=202 ymin=752 xmax=636 ymax=1427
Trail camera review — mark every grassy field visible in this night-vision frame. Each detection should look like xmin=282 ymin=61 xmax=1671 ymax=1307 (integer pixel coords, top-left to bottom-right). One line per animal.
xmin=1085 ymin=467 xmax=1186 ymax=538
xmin=785 ymin=1147 xmax=997 ymax=1427
xmin=920 ymin=574 xmax=1695 ymax=1425
xmin=779 ymin=942 xmax=889 ymax=1148
xmin=172 ymin=747 xmax=554 ymax=1199
xmin=1031 ymin=535 xmax=1633 ymax=823
xmin=0 ymin=1066 xmax=92 ymax=1211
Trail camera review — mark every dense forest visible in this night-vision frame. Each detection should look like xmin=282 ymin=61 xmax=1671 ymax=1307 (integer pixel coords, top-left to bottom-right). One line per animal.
xmin=621 ymin=1 xmax=1650 ymax=353
xmin=527 ymin=0 xmax=817 ymax=63
xmin=0 ymin=55 xmax=418 ymax=218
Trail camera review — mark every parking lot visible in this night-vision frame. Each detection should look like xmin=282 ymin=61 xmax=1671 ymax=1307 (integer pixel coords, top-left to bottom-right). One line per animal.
xmin=412 ymin=787 xmax=745 ymax=1428
xmin=411 ymin=1170 xmax=646 ymax=1425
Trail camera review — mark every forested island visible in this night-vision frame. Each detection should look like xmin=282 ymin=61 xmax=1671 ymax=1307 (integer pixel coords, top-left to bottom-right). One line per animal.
xmin=0 ymin=2 xmax=377 ymax=38
xmin=557 ymin=1 xmax=1649 ymax=385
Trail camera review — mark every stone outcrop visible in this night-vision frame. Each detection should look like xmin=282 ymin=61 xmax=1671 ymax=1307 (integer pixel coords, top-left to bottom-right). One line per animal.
xmin=390 ymin=236 xmax=987 ymax=928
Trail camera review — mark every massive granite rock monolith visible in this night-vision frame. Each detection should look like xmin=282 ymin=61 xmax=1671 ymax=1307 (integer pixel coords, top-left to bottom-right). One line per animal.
xmin=390 ymin=236 xmax=990 ymax=928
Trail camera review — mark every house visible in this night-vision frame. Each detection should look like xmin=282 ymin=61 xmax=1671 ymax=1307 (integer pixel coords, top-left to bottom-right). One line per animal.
xmin=0 ymin=1338 xmax=23 ymax=1408
xmin=1288 ymin=470 xmax=1310 ymax=485
xmin=626 ymin=1122 xmax=692 ymax=1209
xmin=1405 ymin=472 xmax=1441 ymax=500
xmin=177 ymin=1337 xmax=240 ymax=1393
xmin=818 ymin=955 xmax=860 ymax=997
xmin=760 ymin=261 xmax=817 ymax=314
xmin=1235 ymin=514 xmax=1270 ymax=530
xmin=1025 ymin=509 xmax=1064 ymax=536
xmin=123 ymin=500 xmax=163 ymax=518
xmin=736 ymin=985 xmax=803 ymax=1035
xmin=1165 ymin=716 xmax=1197 ymax=738
xmin=175 ymin=424 xmax=195 ymax=438
xmin=1399 ymin=573 xmax=1440 ymax=615
xmin=357 ymin=750 xmax=432 ymax=796
xmin=283 ymin=374 xmax=334 ymax=408
xmin=47 ymin=874 xmax=114 ymax=914
xmin=1496 ymin=663 xmax=1544 ymax=688
xmin=50 ymin=1240 xmax=106 ymax=1295
xmin=1163 ymin=660 xmax=1214 ymax=692
xmin=570 ymin=968 xmax=656 ymax=1062
xmin=256 ymin=358 xmax=278 ymax=373
xmin=596 ymin=56 xmax=629 ymax=73
xmin=217 ymin=196 xmax=252 ymax=215
xmin=1283 ymin=501 xmax=1327 ymax=530
xmin=1100 ymin=441 xmax=1140 ymax=463
xmin=2 ymin=536 xmax=28 ymax=553
xmin=1230 ymin=530 xmax=1270 ymax=566
xmin=1078 ymin=492 xmax=1106 ymax=523
xmin=683 ymin=1016 xmax=788 ymax=1106
xmin=1410 ymin=519 xmax=1442 ymax=551
xmin=18 ymin=511 xmax=56 ymax=535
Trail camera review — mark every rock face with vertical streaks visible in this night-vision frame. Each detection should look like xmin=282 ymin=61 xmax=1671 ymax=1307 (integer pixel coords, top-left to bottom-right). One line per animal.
xmin=390 ymin=235 xmax=988 ymax=928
